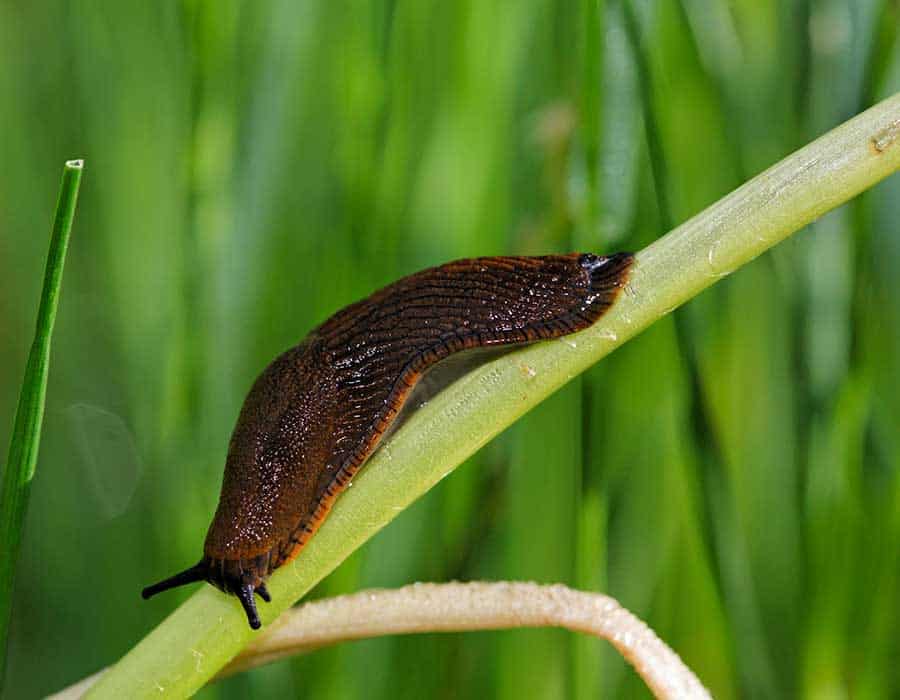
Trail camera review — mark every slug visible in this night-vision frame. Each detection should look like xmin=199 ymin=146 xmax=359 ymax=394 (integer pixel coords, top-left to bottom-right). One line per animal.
xmin=142 ymin=251 xmax=633 ymax=628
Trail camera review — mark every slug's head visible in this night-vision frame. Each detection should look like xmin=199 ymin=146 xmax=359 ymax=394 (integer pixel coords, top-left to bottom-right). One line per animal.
xmin=142 ymin=341 xmax=333 ymax=631
xmin=141 ymin=558 xmax=271 ymax=630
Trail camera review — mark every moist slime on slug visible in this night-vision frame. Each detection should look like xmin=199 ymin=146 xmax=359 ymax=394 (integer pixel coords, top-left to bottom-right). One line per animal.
xmin=142 ymin=252 xmax=634 ymax=629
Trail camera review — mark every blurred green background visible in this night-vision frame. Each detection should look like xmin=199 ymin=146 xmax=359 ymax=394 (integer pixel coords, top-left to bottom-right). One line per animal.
xmin=1 ymin=1 xmax=898 ymax=698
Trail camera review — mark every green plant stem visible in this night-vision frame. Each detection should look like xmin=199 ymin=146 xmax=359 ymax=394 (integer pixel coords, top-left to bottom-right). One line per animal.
xmin=0 ymin=160 xmax=83 ymax=690
xmin=85 ymin=95 xmax=900 ymax=700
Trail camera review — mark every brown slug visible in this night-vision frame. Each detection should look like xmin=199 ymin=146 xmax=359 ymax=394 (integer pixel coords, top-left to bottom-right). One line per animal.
xmin=142 ymin=252 xmax=633 ymax=629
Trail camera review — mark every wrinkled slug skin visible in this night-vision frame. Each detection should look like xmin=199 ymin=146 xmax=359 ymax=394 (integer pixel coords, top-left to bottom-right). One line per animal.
xmin=142 ymin=252 xmax=633 ymax=628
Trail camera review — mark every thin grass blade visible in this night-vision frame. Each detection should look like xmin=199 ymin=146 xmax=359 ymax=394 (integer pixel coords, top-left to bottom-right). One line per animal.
xmin=0 ymin=160 xmax=83 ymax=690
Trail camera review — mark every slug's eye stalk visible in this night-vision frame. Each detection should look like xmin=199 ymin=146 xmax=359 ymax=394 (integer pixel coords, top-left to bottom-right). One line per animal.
xmin=256 ymin=583 xmax=271 ymax=602
xmin=142 ymin=559 xmax=271 ymax=630
xmin=236 ymin=585 xmax=261 ymax=630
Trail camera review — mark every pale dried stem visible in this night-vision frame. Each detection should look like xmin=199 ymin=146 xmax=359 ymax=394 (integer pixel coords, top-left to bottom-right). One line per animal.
xmin=225 ymin=581 xmax=711 ymax=699
xmin=54 ymin=582 xmax=710 ymax=700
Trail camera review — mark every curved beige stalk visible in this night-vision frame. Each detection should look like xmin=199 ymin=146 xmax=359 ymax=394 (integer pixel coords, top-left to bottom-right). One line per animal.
xmin=51 ymin=582 xmax=711 ymax=700
xmin=221 ymin=582 xmax=711 ymax=699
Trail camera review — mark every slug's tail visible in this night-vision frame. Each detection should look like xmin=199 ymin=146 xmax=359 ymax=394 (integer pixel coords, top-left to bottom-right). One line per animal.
xmin=142 ymin=559 xmax=270 ymax=630
xmin=580 ymin=251 xmax=634 ymax=296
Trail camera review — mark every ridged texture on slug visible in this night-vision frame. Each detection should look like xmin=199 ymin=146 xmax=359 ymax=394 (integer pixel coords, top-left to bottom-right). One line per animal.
xmin=204 ymin=252 xmax=634 ymax=581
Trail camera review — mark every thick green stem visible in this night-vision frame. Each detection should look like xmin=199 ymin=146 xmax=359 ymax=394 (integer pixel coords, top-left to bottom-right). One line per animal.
xmin=0 ymin=160 xmax=83 ymax=691
xmin=85 ymin=96 xmax=900 ymax=699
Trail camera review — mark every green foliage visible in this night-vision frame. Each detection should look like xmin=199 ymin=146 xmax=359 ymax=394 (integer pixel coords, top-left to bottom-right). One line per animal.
xmin=0 ymin=2 xmax=897 ymax=698
xmin=80 ymin=90 xmax=900 ymax=698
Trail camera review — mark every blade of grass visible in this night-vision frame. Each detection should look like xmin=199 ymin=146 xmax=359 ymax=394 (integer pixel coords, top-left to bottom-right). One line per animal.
xmin=622 ymin=0 xmax=674 ymax=232
xmin=83 ymin=95 xmax=900 ymax=700
xmin=0 ymin=159 xmax=83 ymax=691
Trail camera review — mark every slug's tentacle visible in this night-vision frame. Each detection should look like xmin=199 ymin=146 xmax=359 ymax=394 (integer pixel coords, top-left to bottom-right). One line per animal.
xmin=143 ymin=252 xmax=634 ymax=629
xmin=141 ymin=561 xmax=207 ymax=599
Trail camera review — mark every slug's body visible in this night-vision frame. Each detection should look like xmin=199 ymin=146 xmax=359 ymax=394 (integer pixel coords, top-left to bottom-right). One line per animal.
xmin=143 ymin=252 xmax=633 ymax=628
